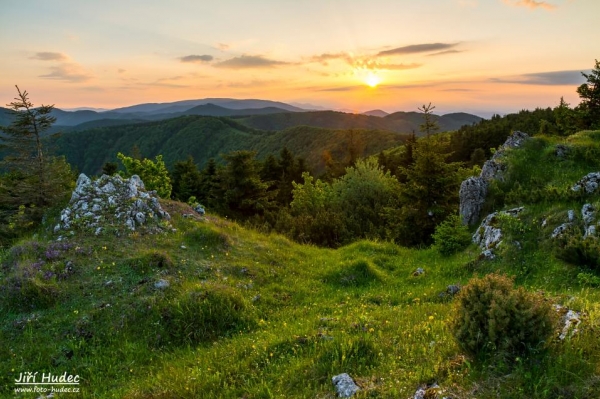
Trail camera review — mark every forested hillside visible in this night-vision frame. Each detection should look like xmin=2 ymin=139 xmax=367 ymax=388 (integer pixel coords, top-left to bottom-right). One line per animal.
xmin=50 ymin=115 xmax=409 ymax=175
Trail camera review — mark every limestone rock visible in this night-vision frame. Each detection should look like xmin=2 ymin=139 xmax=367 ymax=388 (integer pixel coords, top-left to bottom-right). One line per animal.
xmin=459 ymin=131 xmax=529 ymax=225
xmin=551 ymin=223 xmax=572 ymax=239
xmin=572 ymin=172 xmax=600 ymax=194
xmin=554 ymin=304 xmax=582 ymax=340
xmin=555 ymin=144 xmax=570 ymax=158
xmin=473 ymin=207 xmax=523 ymax=258
xmin=154 ymin=279 xmax=170 ymax=290
xmin=332 ymin=373 xmax=360 ymax=398
xmin=54 ymin=173 xmax=170 ymax=235
xmin=459 ymin=177 xmax=487 ymax=226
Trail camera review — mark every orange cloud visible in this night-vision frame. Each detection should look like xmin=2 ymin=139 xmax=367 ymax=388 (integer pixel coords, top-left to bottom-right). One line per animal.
xmin=502 ymin=0 xmax=556 ymax=10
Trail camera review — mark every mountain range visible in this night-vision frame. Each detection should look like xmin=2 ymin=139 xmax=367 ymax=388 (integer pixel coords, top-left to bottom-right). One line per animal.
xmin=0 ymin=98 xmax=483 ymax=134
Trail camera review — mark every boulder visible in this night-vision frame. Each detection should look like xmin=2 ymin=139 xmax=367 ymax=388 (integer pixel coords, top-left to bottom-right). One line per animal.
xmin=332 ymin=373 xmax=360 ymax=398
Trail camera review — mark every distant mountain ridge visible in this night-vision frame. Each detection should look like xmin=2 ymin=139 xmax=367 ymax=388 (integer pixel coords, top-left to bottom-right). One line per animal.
xmin=237 ymin=110 xmax=482 ymax=135
xmin=0 ymin=98 xmax=484 ymax=136
xmin=109 ymin=98 xmax=305 ymax=114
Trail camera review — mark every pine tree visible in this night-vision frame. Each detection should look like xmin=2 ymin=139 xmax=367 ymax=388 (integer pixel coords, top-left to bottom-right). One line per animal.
xmin=577 ymin=59 xmax=600 ymax=128
xmin=171 ymin=156 xmax=201 ymax=201
xmin=216 ymin=151 xmax=273 ymax=218
xmin=0 ymin=86 xmax=74 ymax=234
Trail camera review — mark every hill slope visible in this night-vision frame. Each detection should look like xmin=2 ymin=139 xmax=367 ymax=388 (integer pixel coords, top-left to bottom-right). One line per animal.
xmin=237 ymin=110 xmax=482 ymax=135
xmin=2 ymin=130 xmax=600 ymax=397
xmin=50 ymin=115 xmax=409 ymax=174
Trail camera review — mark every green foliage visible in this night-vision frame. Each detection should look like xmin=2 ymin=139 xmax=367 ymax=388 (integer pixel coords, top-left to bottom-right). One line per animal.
xmin=170 ymin=156 xmax=201 ymax=201
xmin=554 ymin=227 xmax=600 ymax=271
xmin=432 ymin=214 xmax=472 ymax=256
xmin=162 ymin=285 xmax=256 ymax=345
xmin=0 ymin=87 xmax=74 ymax=240
xmin=101 ymin=161 xmax=118 ymax=176
xmin=213 ymin=150 xmax=273 ymax=218
xmin=577 ymin=59 xmax=600 ymax=129
xmin=287 ymin=159 xmax=400 ymax=246
xmin=418 ymin=102 xmax=440 ymax=137
xmin=117 ymin=152 xmax=172 ymax=198
xmin=451 ymin=273 xmax=555 ymax=359
xmin=392 ymin=136 xmax=463 ymax=246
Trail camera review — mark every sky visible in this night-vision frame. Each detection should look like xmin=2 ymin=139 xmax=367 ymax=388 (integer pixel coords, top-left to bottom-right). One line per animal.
xmin=1 ymin=0 xmax=598 ymax=117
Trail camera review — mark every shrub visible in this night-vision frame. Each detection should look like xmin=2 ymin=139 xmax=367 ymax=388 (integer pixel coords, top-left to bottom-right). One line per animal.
xmin=555 ymin=229 xmax=600 ymax=271
xmin=451 ymin=273 xmax=555 ymax=358
xmin=432 ymin=214 xmax=472 ymax=256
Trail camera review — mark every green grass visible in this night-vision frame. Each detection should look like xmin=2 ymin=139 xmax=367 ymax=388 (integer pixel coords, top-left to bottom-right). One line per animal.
xmin=2 ymin=132 xmax=600 ymax=398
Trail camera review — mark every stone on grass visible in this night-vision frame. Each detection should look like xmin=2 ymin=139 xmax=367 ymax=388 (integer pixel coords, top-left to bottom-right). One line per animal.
xmin=332 ymin=373 xmax=360 ymax=398
xmin=154 ymin=279 xmax=170 ymax=290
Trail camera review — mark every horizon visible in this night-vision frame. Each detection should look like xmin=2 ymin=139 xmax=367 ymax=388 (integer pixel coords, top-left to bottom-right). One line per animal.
xmin=1 ymin=0 xmax=599 ymax=117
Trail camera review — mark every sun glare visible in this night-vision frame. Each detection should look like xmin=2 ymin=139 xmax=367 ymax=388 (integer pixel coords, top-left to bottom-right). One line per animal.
xmin=365 ymin=72 xmax=381 ymax=88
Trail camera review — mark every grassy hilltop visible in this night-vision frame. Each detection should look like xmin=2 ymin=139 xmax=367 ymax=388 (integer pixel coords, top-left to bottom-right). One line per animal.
xmin=1 ymin=129 xmax=600 ymax=398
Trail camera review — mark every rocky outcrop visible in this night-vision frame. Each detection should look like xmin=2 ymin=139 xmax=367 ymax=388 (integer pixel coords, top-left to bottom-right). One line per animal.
xmin=458 ymin=177 xmax=488 ymax=226
xmin=473 ymin=207 xmax=524 ymax=258
xmin=551 ymin=204 xmax=598 ymax=239
xmin=332 ymin=373 xmax=360 ymax=398
xmin=572 ymin=172 xmax=600 ymax=194
xmin=459 ymin=131 xmax=530 ymax=225
xmin=54 ymin=174 xmax=171 ymax=236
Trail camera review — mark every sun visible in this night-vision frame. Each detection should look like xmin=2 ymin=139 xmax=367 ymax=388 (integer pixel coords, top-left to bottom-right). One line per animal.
xmin=365 ymin=71 xmax=381 ymax=88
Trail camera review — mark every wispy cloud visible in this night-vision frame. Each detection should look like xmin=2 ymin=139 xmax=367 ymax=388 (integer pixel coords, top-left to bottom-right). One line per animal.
xmin=213 ymin=55 xmax=290 ymax=69
xmin=317 ymin=86 xmax=362 ymax=92
xmin=427 ymin=49 xmax=465 ymax=57
xmin=491 ymin=69 xmax=589 ymax=85
xmin=502 ymin=0 xmax=556 ymax=10
xmin=378 ymin=43 xmax=459 ymax=57
xmin=381 ymin=63 xmax=422 ymax=70
xmin=180 ymin=54 xmax=214 ymax=63
xmin=309 ymin=52 xmax=351 ymax=65
xmin=216 ymin=43 xmax=230 ymax=51
xmin=219 ymin=79 xmax=282 ymax=89
xmin=30 ymin=52 xmax=68 ymax=61
xmin=440 ymin=88 xmax=477 ymax=92
xmin=39 ymin=63 xmax=92 ymax=83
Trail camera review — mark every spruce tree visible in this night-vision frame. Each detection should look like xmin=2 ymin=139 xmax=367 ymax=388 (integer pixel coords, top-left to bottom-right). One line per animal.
xmin=0 ymin=86 xmax=73 ymax=234
xmin=577 ymin=59 xmax=600 ymax=128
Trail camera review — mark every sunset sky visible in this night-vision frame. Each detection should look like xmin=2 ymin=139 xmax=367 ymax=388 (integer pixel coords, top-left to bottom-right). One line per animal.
xmin=1 ymin=0 xmax=598 ymax=116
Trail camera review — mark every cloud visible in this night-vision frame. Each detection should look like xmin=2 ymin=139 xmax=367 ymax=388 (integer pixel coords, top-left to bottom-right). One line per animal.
xmin=219 ymin=79 xmax=282 ymax=89
xmin=118 ymin=68 xmax=126 ymax=74
xmin=309 ymin=53 xmax=352 ymax=65
xmin=213 ymin=55 xmax=290 ymax=69
xmin=317 ymin=86 xmax=362 ymax=92
xmin=491 ymin=70 xmax=589 ymax=85
xmin=426 ymin=49 xmax=465 ymax=57
xmin=502 ymin=0 xmax=556 ymax=10
xmin=31 ymin=52 xmax=68 ymax=61
xmin=180 ymin=54 xmax=214 ymax=63
xmin=380 ymin=63 xmax=422 ymax=70
xmin=216 ymin=43 xmax=230 ymax=51
xmin=377 ymin=43 xmax=458 ymax=57
xmin=441 ymin=88 xmax=477 ymax=92
xmin=39 ymin=63 xmax=92 ymax=83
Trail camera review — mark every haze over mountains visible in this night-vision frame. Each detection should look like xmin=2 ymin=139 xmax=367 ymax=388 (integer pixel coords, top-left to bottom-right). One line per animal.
xmin=0 ymin=98 xmax=483 ymax=133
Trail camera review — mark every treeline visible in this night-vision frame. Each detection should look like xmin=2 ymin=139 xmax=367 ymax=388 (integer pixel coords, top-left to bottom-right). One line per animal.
xmin=1 ymin=60 xmax=599 ymax=247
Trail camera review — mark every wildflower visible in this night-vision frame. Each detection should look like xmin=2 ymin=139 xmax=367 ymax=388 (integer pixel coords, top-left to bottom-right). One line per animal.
xmin=428 ymin=315 xmax=434 ymax=321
